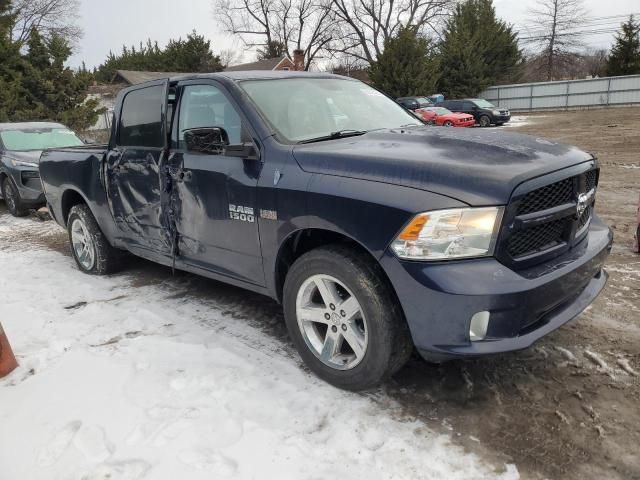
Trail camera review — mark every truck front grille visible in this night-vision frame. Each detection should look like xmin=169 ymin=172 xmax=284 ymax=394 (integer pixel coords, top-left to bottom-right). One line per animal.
xmin=499 ymin=167 xmax=599 ymax=267
xmin=507 ymin=219 xmax=566 ymax=258
xmin=517 ymin=178 xmax=573 ymax=215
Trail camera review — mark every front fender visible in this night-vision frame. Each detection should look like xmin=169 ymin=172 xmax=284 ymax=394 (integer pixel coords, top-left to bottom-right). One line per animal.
xmin=304 ymin=174 xmax=468 ymax=260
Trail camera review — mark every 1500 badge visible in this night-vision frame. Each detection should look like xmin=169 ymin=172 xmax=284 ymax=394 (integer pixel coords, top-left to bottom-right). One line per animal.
xmin=229 ymin=204 xmax=255 ymax=223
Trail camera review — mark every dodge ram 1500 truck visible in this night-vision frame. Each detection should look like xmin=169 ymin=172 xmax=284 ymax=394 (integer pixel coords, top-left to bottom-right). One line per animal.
xmin=39 ymin=72 xmax=612 ymax=390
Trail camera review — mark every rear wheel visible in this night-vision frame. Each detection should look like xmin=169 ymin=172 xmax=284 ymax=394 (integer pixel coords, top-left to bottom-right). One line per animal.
xmin=67 ymin=204 xmax=123 ymax=275
xmin=479 ymin=115 xmax=491 ymax=127
xmin=283 ymin=245 xmax=413 ymax=391
xmin=2 ymin=177 xmax=29 ymax=217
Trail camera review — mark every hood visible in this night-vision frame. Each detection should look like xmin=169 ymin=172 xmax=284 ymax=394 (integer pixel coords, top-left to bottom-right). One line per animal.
xmin=292 ymin=126 xmax=593 ymax=205
xmin=3 ymin=150 xmax=42 ymax=165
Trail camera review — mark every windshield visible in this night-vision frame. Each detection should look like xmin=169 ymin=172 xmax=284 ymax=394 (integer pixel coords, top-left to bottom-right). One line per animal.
xmin=427 ymin=107 xmax=452 ymax=115
xmin=472 ymin=99 xmax=496 ymax=109
xmin=0 ymin=127 xmax=84 ymax=151
xmin=239 ymin=78 xmax=421 ymax=143
xmin=416 ymin=97 xmax=431 ymax=105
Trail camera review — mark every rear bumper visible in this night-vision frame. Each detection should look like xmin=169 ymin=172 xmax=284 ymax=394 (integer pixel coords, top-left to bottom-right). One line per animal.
xmin=380 ymin=216 xmax=613 ymax=361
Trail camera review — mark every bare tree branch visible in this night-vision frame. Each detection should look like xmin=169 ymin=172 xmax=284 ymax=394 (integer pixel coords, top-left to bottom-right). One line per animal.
xmin=9 ymin=0 xmax=82 ymax=46
xmin=327 ymin=0 xmax=455 ymax=65
xmin=524 ymin=0 xmax=589 ymax=80
xmin=213 ymin=0 xmax=335 ymax=69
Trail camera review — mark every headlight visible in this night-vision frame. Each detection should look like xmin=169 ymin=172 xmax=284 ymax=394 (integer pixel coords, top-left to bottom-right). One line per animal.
xmin=9 ymin=159 xmax=38 ymax=168
xmin=492 ymin=110 xmax=501 ymax=116
xmin=391 ymin=207 xmax=504 ymax=260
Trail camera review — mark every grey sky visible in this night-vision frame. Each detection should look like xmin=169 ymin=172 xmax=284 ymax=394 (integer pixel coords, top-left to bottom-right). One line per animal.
xmin=70 ymin=0 xmax=640 ymax=69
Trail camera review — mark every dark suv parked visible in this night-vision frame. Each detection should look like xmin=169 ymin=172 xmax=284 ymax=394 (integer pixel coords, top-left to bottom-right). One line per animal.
xmin=438 ymin=99 xmax=510 ymax=127
xmin=396 ymin=96 xmax=433 ymax=111
xmin=0 ymin=122 xmax=84 ymax=216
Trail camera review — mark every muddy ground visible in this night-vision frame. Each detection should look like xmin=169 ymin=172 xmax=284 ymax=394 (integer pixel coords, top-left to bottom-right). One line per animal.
xmin=2 ymin=107 xmax=639 ymax=479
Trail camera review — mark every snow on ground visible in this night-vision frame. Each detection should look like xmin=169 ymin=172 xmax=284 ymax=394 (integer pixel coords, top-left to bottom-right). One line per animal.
xmin=0 ymin=214 xmax=519 ymax=480
xmin=502 ymin=116 xmax=534 ymax=128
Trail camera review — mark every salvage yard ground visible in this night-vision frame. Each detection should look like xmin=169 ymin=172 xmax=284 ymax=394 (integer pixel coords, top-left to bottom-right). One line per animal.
xmin=1 ymin=107 xmax=639 ymax=480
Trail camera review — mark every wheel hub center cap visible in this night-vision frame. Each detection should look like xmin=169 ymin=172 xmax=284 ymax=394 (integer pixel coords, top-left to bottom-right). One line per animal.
xmin=330 ymin=312 xmax=341 ymax=324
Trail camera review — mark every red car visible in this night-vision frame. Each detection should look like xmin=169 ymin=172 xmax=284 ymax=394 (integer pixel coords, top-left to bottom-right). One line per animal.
xmin=416 ymin=107 xmax=475 ymax=128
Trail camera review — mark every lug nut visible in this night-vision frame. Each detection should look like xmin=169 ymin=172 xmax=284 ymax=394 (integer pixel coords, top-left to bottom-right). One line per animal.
xmin=341 ymin=324 xmax=347 ymax=331
xmin=331 ymin=326 xmax=338 ymax=333
xmin=340 ymin=310 xmax=346 ymax=317
xmin=329 ymin=303 xmax=336 ymax=310
xmin=324 ymin=313 xmax=331 ymax=320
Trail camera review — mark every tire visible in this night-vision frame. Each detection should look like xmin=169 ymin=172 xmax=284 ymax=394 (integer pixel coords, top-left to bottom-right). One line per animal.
xmin=283 ymin=244 xmax=413 ymax=391
xmin=2 ymin=177 xmax=29 ymax=217
xmin=67 ymin=204 xmax=123 ymax=275
xmin=479 ymin=115 xmax=491 ymax=127
xmin=443 ymin=120 xmax=454 ymax=127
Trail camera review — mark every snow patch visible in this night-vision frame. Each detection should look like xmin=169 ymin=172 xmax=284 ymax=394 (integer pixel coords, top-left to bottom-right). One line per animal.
xmin=0 ymin=221 xmax=520 ymax=480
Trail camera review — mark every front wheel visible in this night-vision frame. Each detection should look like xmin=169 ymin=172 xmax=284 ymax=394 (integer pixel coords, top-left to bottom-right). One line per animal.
xmin=479 ymin=115 xmax=491 ymax=127
xmin=283 ymin=245 xmax=413 ymax=391
xmin=67 ymin=204 xmax=123 ymax=275
xmin=443 ymin=120 xmax=454 ymax=127
xmin=2 ymin=177 xmax=29 ymax=217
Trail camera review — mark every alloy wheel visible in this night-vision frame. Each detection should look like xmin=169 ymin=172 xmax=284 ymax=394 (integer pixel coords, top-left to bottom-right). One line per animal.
xmin=295 ymin=274 xmax=368 ymax=370
xmin=71 ymin=217 xmax=96 ymax=271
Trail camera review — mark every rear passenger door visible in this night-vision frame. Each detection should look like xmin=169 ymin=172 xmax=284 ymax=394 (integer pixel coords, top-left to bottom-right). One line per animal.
xmin=105 ymin=80 xmax=172 ymax=254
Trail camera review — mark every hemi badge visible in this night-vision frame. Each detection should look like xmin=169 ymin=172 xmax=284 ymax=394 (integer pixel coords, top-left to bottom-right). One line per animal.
xmin=260 ymin=209 xmax=278 ymax=220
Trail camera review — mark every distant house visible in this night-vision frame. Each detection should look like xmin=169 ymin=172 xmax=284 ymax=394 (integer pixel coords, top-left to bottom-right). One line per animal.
xmin=224 ymin=50 xmax=306 ymax=72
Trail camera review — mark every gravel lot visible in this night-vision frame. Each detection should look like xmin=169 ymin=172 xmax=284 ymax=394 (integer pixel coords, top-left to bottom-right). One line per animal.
xmin=1 ymin=107 xmax=638 ymax=479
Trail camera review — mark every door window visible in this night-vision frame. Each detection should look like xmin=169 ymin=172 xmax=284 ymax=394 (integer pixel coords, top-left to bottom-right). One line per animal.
xmin=119 ymin=85 xmax=164 ymax=148
xmin=462 ymin=101 xmax=476 ymax=111
xmin=447 ymin=101 xmax=462 ymax=111
xmin=178 ymin=84 xmax=243 ymax=149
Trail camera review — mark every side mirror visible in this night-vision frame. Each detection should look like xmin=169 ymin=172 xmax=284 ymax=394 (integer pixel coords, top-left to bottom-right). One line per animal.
xmin=83 ymin=137 xmax=97 ymax=145
xmin=184 ymin=127 xmax=229 ymax=154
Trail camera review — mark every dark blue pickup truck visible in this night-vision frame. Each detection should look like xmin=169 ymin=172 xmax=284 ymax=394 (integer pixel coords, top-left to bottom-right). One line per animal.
xmin=39 ymin=71 xmax=612 ymax=390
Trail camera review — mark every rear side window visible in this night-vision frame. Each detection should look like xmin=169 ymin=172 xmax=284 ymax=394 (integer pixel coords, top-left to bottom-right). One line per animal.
xmin=462 ymin=101 xmax=476 ymax=110
xmin=447 ymin=101 xmax=462 ymax=111
xmin=119 ymin=86 xmax=164 ymax=148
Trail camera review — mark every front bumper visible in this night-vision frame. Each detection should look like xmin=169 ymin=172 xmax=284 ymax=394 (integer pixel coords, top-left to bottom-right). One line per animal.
xmin=380 ymin=216 xmax=613 ymax=361
xmin=455 ymin=120 xmax=476 ymax=128
xmin=9 ymin=168 xmax=45 ymax=206
xmin=493 ymin=115 xmax=511 ymax=124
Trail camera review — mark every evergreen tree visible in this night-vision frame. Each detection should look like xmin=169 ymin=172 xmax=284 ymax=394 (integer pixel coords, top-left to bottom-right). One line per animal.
xmin=256 ymin=40 xmax=287 ymax=60
xmin=607 ymin=15 xmax=640 ymax=77
xmin=95 ymin=31 xmax=223 ymax=82
xmin=0 ymin=0 xmax=28 ymax=122
xmin=369 ymin=26 xmax=439 ymax=98
xmin=14 ymin=30 xmax=103 ymax=130
xmin=438 ymin=0 xmax=522 ymax=98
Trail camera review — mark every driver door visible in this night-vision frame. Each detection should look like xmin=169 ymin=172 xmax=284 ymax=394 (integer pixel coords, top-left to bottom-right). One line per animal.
xmin=169 ymin=82 xmax=264 ymax=286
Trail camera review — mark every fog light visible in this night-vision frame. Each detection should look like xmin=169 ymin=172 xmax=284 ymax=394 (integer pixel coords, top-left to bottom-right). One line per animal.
xmin=469 ymin=311 xmax=490 ymax=342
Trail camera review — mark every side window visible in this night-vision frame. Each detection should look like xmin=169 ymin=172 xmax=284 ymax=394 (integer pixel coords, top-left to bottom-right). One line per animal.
xmin=447 ymin=101 xmax=462 ymax=111
xmin=462 ymin=101 xmax=476 ymax=111
xmin=178 ymin=84 xmax=243 ymax=148
xmin=119 ymin=85 xmax=164 ymax=148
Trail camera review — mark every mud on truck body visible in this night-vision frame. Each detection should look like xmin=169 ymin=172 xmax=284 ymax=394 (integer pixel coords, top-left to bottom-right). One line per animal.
xmin=39 ymin=72 xmax=612 ymax=390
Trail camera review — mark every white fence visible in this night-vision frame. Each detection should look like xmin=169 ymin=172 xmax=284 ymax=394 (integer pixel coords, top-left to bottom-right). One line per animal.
xmin=480 ymin=74 xmax=640 ymax=112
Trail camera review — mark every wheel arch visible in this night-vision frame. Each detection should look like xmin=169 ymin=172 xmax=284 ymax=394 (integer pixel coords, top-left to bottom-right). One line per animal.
xmin=273 ymin=227 xmax=401 ymax=310
xmin=60 ymin=188 xmax=91 ymax=226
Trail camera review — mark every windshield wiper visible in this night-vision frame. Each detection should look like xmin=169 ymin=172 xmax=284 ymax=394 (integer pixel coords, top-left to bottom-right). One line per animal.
xmin=298 ymin=129 xmax=368 ymax=144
